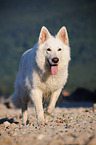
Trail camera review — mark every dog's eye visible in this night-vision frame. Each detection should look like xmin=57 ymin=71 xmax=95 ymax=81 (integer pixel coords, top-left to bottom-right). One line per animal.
xmin=47 ymin=48 xmax=51 ymax=51
xmin=58 ymin=48 xmax=62 ymax=51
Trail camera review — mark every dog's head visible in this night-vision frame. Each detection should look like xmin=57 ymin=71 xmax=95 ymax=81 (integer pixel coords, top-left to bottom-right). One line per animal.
xmin=36 ymin=26 xmax=71 ymax=75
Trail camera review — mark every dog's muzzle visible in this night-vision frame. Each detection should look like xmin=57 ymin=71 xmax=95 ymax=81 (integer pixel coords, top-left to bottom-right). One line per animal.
xmin=47 ymin=57 xmax=59 ymax=75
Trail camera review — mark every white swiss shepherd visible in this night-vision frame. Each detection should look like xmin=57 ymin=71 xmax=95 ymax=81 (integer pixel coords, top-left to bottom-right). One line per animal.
xmin=12 ymin=26 xmax=71 ymax=125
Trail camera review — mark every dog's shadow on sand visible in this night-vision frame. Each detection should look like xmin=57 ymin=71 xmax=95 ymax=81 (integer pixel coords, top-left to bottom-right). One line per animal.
xmin=0 ymin=117 xmax=19 ymax=125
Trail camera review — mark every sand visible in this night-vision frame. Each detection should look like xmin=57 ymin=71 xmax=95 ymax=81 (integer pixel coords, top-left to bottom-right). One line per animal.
xmin=0 ymin=103 xmax=96 ymax=145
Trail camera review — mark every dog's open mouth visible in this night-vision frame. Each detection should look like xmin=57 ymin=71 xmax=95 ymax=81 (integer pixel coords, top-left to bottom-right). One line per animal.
xmin=47 ymin=60 xmax=58 ymax=75
xmin=51 ymin=65 xmax=58 ymax=75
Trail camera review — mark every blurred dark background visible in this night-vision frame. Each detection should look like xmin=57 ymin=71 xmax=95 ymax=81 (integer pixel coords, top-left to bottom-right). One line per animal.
xmin=0 ymin=0 xmax=96 ymax=98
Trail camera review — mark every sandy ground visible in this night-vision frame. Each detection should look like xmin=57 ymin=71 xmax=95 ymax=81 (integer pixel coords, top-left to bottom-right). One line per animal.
xmin=0 ymin=102 xmax=96 ymax=145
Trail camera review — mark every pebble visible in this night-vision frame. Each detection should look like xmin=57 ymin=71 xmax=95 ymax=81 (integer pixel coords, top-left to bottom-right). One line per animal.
xmin=63 ymin=119 xmax=68 ymax=123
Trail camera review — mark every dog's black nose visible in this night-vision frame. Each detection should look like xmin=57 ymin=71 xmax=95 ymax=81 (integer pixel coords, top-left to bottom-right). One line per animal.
xmin=52 ymin=57 xmax=59 ymax=63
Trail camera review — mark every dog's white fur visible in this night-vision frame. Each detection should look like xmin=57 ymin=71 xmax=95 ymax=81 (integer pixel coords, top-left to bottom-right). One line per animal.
xmin=12 ymin=26 xmax=71 ymax=125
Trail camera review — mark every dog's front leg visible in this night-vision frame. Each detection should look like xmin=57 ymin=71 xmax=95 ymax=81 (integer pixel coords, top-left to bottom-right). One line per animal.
xmin=45 ymin=89 xmax=61 ymax=123
xmin=31 ymin=89 xmax=44 ymax=125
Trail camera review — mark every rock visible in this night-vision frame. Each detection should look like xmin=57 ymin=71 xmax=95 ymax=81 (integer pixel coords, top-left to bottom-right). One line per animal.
xmin=4 ymin=121 xmax=11 ymax=127
xmin=62 ymin=91 xmax=70 ymax=97
xmin=63 ymin=119 xmax=68 ymax=123
xmin=56 ymin=119 xmax=63 ymax=123
xmin=11 ymin=123 xmax=18 ymax=128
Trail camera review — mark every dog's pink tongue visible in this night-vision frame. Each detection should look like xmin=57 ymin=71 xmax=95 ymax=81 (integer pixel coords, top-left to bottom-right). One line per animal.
xmin=51 ymin=66 xmax=58 ymax=75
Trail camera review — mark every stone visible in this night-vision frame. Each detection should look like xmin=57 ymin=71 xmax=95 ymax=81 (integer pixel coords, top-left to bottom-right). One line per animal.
xmin=4 ymin=121 xmax=11 ymax=127
xmin=11 ymin=123 xmax=18 ymax=128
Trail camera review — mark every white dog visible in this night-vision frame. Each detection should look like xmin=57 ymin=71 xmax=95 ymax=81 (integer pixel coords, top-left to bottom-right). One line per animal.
xmin=12 ymin=26 xmax=71 ymax=125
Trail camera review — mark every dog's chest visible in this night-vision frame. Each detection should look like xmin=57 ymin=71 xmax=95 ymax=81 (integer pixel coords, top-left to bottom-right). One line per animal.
xmin=35 ymin=72 xmax=66 ymax=93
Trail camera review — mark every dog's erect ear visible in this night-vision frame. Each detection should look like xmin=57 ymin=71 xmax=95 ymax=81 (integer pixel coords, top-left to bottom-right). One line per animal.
xmin=39 ymin=26 xmax=51 ymax=44
xmin=56 ymin=26 xmax=69 ymax=45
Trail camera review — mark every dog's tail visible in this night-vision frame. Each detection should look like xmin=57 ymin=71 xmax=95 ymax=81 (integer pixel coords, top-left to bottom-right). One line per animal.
xmin=11 ymin=91 xmax=22 ymax=108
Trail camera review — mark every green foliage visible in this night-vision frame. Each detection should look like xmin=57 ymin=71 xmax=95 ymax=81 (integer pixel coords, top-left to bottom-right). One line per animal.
xmin=0 ymin=0 xmax=96 ymax=96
